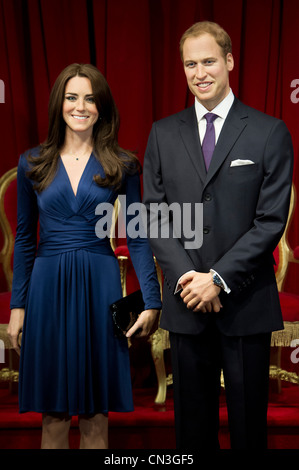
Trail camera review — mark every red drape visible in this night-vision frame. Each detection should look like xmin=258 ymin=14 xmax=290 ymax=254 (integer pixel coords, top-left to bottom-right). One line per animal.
xmin=0 ymin=0 xmax=298 ymax=292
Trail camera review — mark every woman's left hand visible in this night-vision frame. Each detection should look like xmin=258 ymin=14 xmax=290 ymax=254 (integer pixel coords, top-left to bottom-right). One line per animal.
xmin=126 ymin=309 xmax=160 ymax=338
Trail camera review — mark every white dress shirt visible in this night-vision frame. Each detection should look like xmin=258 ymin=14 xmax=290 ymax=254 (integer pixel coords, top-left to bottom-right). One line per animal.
xmin=195 ymin=88 xmax=235 ymax=144
xmin=174 ymin=90 xmax=235 ymax=295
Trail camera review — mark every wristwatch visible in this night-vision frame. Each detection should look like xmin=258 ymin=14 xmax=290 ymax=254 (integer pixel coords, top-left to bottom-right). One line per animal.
xmin=212 ymin=272 xmax=225 ymax=290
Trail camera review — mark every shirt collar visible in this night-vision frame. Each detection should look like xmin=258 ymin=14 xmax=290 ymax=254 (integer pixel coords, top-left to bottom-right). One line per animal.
xmin=194 ymin=89 xmax=235 ymax=122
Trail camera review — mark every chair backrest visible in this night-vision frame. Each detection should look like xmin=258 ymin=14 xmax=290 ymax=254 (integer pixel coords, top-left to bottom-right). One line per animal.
xmin=109 ymin=197 xmax=164 ymax=298
xmin=0 ymin=168 xmax=18 ymax=291
xmin=110 ymin=197 xmax=121 ymax=252
xmin=110 ymin=197 xmax=128 ymax=252
xmin=274 ymin=183 xmax=296 ymax=292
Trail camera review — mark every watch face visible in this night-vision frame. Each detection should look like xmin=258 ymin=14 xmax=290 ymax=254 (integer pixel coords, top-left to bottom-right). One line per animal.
xmin=213 ymin=274 xmax=222 ymax=288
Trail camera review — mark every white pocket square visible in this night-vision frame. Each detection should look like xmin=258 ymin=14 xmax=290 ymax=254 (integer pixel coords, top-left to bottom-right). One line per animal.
xmin=230 ymin=159 xmax=255 ymax=167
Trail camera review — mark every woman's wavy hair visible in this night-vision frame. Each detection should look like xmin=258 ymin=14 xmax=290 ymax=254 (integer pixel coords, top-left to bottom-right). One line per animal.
xmin=27 ymin=63 xmax=140 ymax=192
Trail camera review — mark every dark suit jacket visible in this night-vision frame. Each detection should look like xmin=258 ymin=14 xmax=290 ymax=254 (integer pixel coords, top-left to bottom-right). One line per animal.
xmin=143 ymin=98 xmax=294 ymax=337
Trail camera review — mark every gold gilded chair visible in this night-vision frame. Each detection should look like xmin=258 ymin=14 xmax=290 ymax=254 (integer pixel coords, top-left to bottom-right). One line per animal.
xmin=110 ymin=198 xmax=170 ymax=405
xmin=0 ymin=167 xmax=19 ymax=385
xmin=270 ymin=183 xmax=299 ymax=387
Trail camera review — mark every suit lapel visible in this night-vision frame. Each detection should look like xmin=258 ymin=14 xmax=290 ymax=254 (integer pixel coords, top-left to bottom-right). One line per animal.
xmin=178 ymin=100 xmax=248 ymax=188
xmin=178 ymin=106 xmax=207 ymax=184
xmin=205 ymin=99 xmax=248 ymax=187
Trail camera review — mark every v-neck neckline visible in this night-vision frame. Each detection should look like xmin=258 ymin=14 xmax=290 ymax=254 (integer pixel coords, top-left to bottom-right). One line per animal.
xmin=60 ymin=154 xmax=92 ymax=198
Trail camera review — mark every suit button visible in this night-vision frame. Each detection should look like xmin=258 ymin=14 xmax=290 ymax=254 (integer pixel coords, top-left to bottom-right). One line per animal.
xmin=204 ymin=193 xmax=212 ymax=201
xmin=203 ymin=227 xmax=210 ymax=234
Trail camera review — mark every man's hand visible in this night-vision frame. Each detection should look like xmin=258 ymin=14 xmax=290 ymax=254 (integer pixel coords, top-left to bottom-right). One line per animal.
xmin=179 ymin=271 xmax=223 ymax=313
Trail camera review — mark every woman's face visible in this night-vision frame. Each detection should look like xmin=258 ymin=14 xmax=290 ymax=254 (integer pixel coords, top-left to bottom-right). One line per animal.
xmin=62 ymin=76 xmax=99 ymax=136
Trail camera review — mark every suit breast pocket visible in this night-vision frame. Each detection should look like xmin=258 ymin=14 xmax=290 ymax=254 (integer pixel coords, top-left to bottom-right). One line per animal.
xmin=228 ymin=163 xmax=259 ymax=175
xmin=225 ymin=162 xmax=261 ymax=207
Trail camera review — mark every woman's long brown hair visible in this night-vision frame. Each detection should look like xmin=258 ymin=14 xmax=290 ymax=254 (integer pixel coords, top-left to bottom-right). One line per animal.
xmin=27 ymin=63 xmax=141 ymax=192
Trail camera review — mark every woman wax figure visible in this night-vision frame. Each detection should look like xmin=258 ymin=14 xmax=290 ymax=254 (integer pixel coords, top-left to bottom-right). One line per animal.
xmin=7 ymin=63 xmax=162 ymax=449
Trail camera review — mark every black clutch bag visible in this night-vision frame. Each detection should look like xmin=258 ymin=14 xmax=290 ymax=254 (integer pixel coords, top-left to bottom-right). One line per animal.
xmin=110 ymin=289 xmax=145 ymax=338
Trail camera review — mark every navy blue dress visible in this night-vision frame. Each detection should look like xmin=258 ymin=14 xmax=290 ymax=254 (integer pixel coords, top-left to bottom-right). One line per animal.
xmin=10 ymin=148 xmax=162 ymax=415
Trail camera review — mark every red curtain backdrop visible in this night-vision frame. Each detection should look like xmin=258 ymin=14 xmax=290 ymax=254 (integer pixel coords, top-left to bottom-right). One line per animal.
xmin=0 ymin=0 xmax=298 ymax=292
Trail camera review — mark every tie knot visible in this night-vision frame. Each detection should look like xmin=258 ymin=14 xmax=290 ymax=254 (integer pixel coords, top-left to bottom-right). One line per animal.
xmin=204 ymin=113 xmax=218 ymax=124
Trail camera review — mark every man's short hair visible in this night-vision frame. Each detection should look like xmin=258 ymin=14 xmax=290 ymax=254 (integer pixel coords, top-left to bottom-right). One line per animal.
xmin=180 ymin=21 xmax=232 ymax=61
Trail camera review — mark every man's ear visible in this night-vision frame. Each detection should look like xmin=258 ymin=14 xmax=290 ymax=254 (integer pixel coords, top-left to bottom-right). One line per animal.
xmin=226 ymin=53 xmax=234 ymax=72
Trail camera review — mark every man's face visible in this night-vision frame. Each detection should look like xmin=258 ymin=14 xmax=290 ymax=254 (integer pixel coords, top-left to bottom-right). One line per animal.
xmin=183 ymin=33 xmax=234 ymax=111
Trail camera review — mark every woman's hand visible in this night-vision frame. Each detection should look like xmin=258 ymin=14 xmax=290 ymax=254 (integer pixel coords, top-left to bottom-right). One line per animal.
xmin=126 ymin=309 xmax=160 ymax=338
xmin=7 ymin=308 xmax=25 ymax=355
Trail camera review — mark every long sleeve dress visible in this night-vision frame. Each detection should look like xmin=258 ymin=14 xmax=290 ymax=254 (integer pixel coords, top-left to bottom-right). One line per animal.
xmin=10 ymin=147 xmax=162 ymax=415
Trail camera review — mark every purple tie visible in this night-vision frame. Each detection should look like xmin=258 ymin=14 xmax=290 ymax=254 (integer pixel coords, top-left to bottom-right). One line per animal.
xmin=202 ymin=113 xmax=218 ymax=170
